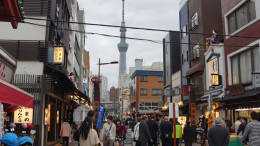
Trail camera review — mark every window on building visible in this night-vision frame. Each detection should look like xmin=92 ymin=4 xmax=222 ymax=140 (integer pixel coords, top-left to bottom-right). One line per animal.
xmin=140 ymin=88 xmax=147 ymax=95
xmin=139 ymin=102 xmax=159 ymax=111
xmin=193 ymin=74 xmax=204 ymax=95
xmin=228 ymin=0 xmax=256 ymax=34
xmin=158 ymin=76 xmax=164 ymax=82
xmin=140 ymin=76 xmax=147 ymax=81
xmin=231 ymin=46 xmax=260 ymax=84
xmin=152 ymin=89 xmax=162 ymax=95
xmin=181 ymin=24 xmax=188 ymax=38
xmin=191 ymin=12 xmax=198 ymax=29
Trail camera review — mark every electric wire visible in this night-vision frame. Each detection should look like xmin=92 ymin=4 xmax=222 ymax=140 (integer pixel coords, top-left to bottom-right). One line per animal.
xmin=0 ymin=16 xmax=259 ymax=48
xmin=1 ymin=15 xmax=260 ymax=39
xmin=21 ymin=21 xmax=259 ymax=49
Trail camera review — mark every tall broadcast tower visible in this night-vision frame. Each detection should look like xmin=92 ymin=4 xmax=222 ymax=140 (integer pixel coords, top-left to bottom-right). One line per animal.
xmin=118 ymin=0 xmax=128 ymax=82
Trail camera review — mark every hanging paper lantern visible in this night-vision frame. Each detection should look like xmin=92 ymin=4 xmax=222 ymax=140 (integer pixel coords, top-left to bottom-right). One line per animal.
xmin=22 ymin=123 xmax=28 ymax=129
xmin=10 ymin=123 xmax=16 ymax=128
xmin=27 ymin=123 xmax=34 ymax=130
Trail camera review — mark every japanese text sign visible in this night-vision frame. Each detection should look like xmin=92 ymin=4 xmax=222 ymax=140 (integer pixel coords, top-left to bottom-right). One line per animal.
xmin=14 ymin=107 xmax=33 ymax=123
xmin=53 ymin=47 xmax=64 ymax=63
xmin=96 ymin=104 xmax=105 ymax=129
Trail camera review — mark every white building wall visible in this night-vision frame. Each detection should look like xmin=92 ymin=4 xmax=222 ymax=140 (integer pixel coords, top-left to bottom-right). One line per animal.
xmin=0 ymin=17 xmax=47 ymax=40
xmin=15 ymin=61 xmax=44 ymax=75
xmin=100 ymin=75 xmax=108 ymax=102
xmin=171 ymin=70 xmax=181 ymax=103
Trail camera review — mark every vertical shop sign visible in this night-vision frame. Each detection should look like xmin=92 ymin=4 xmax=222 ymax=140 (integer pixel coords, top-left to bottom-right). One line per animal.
xmin=190 ymin=103 xmax=196 ymax=126
xmin=96 ymin=104 xmax=105 ymax=129
xmin=14 ymin=107 xmax=33 ymax=123
xmin=53 ymin=46 xmax=64 ymax=64
xmin=208 ymin=58 xmax=218 ymax=86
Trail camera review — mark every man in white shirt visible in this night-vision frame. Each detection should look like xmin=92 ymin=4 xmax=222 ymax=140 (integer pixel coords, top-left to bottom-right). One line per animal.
xmin=101 ymin=115 xmax=116 ymax=146
xmin=234 ymin=117 xmax=241 ymax=134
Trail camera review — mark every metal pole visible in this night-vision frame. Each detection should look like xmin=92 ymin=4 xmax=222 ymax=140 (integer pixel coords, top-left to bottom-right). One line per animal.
xmin=98 ymin=58 xmax=101 ymax=79
xmin=173 ymin=103 xmax=176 ymax=146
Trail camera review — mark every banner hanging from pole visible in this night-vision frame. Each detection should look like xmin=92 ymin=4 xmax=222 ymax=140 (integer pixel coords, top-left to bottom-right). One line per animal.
xmin=96 ymin=104 xmax=105 ymax=129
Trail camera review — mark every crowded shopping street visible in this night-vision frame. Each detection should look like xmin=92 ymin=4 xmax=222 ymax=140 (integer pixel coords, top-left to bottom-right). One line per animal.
xmin=0 ymin=0 xmax=260 ymax=145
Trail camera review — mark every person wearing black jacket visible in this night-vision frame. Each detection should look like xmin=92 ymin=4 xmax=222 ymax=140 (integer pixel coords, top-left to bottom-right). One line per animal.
xmin=183 ymin=121 xmax=194 ymax=146
xmin=137 ymin=116 xmax=153 ymax=146
xmin=160 ymin=116 xmax=172 ymax=146
xmin=147 ymin=115 xmax=158 ymax=146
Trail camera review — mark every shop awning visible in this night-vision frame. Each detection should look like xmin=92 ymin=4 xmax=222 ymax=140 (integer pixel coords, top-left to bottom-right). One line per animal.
xmin=0 ymin=79 xmax=33 ymax=108
xmin=217 ymin=88 xmax=260 ymax=102
xmin=186 ymin=62 xmax=205 ymax=76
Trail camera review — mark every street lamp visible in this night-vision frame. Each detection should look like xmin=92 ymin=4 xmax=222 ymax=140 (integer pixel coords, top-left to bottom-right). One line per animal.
xmin=97 ymin=58 xmax=119 ymax=79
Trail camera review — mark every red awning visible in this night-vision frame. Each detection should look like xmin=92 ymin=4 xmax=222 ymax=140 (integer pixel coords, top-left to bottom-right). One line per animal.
xmin=0 ymin=79 xmax=33 ymax=108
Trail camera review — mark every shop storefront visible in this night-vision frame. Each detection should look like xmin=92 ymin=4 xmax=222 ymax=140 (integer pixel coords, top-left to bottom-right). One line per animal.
xmin=0 ymin=46 xmax=34 ymax=138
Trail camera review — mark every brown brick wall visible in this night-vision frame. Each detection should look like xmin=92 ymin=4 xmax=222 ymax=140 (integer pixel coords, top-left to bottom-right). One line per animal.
xmin=110 ymin=87 xmax=119 ymax=101
xmin=138 ymin=75 xmax=164 ymax=102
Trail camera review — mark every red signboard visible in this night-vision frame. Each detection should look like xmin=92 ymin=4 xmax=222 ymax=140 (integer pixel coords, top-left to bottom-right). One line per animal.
xmin=183 ymin=87 xmax=188 ymax=96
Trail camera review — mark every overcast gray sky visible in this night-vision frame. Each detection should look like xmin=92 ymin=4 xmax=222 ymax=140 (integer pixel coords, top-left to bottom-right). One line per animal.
xmin=78 ymin=0 xmax=180 ymax=89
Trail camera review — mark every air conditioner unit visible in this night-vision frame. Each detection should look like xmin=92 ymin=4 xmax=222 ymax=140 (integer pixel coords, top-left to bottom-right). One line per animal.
xmin=252 ymin=72 xmax=260 ymax=88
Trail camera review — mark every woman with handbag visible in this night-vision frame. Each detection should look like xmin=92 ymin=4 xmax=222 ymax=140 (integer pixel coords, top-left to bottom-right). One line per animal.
xmin=79 ymin=117 xmax=100 ymax=146
xmin=115 ymin=119 xmax=127 ymax=146
xmin=101 ymin=115 xmax=116 ymax=146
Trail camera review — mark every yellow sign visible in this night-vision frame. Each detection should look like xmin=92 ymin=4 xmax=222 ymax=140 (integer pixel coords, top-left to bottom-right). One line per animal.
xmin=14 ymin=107 xmax=33 ymax=123
xmin=53 ymin=47 xmax=64 ymax=63
xmin=208 ymin=58 xmax=218 ymax=86
xmin=211 ymin=74 xmax=219 ymax=86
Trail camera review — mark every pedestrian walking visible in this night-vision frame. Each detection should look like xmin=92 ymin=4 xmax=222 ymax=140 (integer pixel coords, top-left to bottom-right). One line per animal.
xmin=0 ymin=133 xmax=18 ymax=146
xmin=60 ymin=118 xmax=71 ymax=146
xmin=115 ymin=119 xmax=127 ymax=146
xmin=160 ymin=116 xmax=172 ymax=146
xmin=136 ymin=116 xmax=153 ymax=146
xmin=101 ymin=115 xmax=116 ymax=146
xmin=133 ymin=117 xmax=141 ymax=145
xmin=208 ymin=117 xmax=230 ymax=146
xmin=242 ymin=111 xmax=260 ymax=146
xmin=147 ymin=115 xmax=159 ymax=146
xmin=171 ymin=119 xmax=182 ymax=146
xmin=237 ymin=117 xmax=247 ymax=136
xmin=183 ymin=121 xmax=194 ymax=146
xmin=18 ymin=136 xmax=34 ymax=146
xmin=231 ymin=116 xmax=241 ymax=133
xmin=79 ymin=116 xmax=100 ymax=146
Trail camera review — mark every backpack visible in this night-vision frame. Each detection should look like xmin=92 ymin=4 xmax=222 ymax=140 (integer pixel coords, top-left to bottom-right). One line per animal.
xmin=73 ymin=130 xmax=80 ymax=141
xmin=103 ymin=124 xmax=112 ymax=140
xmin=133 ymin=123 xmax=140 ymax=142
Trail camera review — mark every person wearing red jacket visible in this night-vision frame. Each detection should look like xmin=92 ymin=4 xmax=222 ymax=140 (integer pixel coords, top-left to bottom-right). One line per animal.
xmin=115 ymin=119 xmax=127 ymax=146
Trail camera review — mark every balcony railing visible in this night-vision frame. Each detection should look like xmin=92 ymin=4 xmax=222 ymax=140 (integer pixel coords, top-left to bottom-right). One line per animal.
xmin=0 ymin=40 xmax=48 ymax=62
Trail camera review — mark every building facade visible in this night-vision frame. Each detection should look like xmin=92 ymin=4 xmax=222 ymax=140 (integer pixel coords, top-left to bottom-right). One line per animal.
xmin=130 ymin=69 xmax=163 ymax=114
xmin=219 ymin=0 xmax=260 ymax=121
xmin=179 ymin=0 xmax=190 ymax=114
xmin=163 ymin=31 xmax=181 ymax=103
xmin=110 ymin=87 xmax=119 ymax=101
xmin=185 ymin=0 xmax=223 ymax=125
xmin=100 ymin=75 xmax=108 ymax=102
xmin=0 ymin=0 xmax=90 ymax=145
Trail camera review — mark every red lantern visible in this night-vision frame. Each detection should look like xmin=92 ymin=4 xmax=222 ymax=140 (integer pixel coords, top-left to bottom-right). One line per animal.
xmin=28 ymin=123 xmax=34 ymax=130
